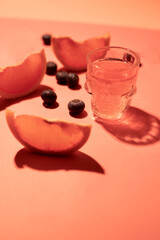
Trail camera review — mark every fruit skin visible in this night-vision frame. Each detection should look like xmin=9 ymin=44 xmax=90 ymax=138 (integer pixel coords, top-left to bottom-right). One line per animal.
xmin=0 ymin=49 xmax=46 ymax=99
xmin=66 ymin=73 xmax=79 ymax=88
xmin=68 ymin=99 xmax=85 ymax=115
xmin=41 ymin=89 xmax=57 ymax=105
xmin=42 ymin=34 xmax=52 ymax=45
xmin=56 ymin=71 xmax=68 ymax=85
xmin=46 ymin=61 xmax=57 ymax=75
xmin=51 ymin=33 xmax=110 ymax=72
xmin=5 ymin=109 xmax=92 ymax=155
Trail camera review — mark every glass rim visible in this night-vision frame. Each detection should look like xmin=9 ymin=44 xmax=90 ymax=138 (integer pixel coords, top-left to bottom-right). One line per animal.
xmin=87 ymin=46 xmax=140 ymax=69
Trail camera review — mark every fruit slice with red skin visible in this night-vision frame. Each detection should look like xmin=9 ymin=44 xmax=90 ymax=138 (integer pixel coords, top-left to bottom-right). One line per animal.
xmin=0 ymin=49 xmax=46 ymax=99
xmin=6 ymin=109 xmax=92 ymax=155
xmin=51 ymin=33 xmax=110 ymax=72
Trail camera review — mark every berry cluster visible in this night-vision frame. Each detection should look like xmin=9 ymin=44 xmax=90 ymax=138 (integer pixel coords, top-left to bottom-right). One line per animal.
xmin=41 ymin=33 xmax=85 ymax=115
xmin=46 ymin=62 xmax=79 ymax=88
xmin=56 ymin=71 xmax=79 ymax=88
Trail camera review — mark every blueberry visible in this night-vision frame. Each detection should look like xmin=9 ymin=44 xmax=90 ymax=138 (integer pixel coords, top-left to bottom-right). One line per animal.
xmin=41 ymin=89 xmax=57 ymax=106
xmin=42 ymin=34 xmax=51 ymax=45
xmin=68 ymin=99 xmax=85 ymax=115
xmin=46 ymin=61 xmax=57 ymax=75
xmin=66 ymin=73 xmax=79 ymax=88
xmin=123 ymin=53 xmax=135 ymax=64
xmin=56 ymin=71 xmax=68 ymax=85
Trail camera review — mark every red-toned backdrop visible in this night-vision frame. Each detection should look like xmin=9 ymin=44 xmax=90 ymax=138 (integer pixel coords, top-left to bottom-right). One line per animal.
xmin=0 ymin=17 xmax=160 ymax=240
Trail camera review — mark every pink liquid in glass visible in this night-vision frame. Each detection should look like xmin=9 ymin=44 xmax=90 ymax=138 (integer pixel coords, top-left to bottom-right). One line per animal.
xmin=89 ymin=58 xmax=138 ymax=120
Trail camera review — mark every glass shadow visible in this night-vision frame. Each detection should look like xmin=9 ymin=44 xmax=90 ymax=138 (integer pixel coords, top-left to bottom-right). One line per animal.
xmin=96 ymin=106 xmax=160 ymax=145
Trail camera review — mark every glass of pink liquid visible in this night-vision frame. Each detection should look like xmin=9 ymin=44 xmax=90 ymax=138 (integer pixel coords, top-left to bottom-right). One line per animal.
xmin=85 ymin=46 xmax=140 ymax=121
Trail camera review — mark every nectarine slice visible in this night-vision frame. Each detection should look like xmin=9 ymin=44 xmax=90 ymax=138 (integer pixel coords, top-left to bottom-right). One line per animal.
xmin=51 ymin=33 xmax=110 ymax=72
xmin=6 ymin=109 xmax=92 ymax=155
xmin=0 ymin=49 xmax=46 ymax=99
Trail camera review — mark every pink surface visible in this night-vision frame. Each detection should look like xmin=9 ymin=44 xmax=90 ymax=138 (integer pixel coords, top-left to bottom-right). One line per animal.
xmin=0 ymin=18 xmax=160 ymax=240
xmin=1 ymin=0 xmax=160 ymax=30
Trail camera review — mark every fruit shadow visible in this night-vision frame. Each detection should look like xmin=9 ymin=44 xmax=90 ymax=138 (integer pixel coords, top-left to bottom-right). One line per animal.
xmin=0 ymin=84 xmax=52 ymax=111
xmin=14 ymin=148 xmax=105 ymax=174
xmin=96 ymin=106 xmax=160 ymax=145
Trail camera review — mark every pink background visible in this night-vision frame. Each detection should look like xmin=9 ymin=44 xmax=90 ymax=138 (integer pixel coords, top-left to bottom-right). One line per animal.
xmin=0 ymin=2 xmax=160 ymax=240
xmin=1 ymin=0 xmax=160 ymax=30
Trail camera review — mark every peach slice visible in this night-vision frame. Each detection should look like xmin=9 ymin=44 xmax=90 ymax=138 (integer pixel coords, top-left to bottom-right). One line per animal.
xmin=51 ymin=33 xmax=110 ymax=72
xmin=0 ymin=49 xmax=46 ymax=99
xmin=6 ymin=109 xmax=92 ymax=155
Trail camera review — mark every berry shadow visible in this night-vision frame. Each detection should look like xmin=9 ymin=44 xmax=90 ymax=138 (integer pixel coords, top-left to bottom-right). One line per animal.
xmin=43 ymin=101 xmax=59 ymax=109
xmin=14 ymin=148 xmax=105 ymax=174
xmin=96 ymin=106 xmax=160 ymax=145
xmin=69 ymin=110 xmax=88 ymax=119
xmin=0 ymin=84 xmax=53 ymax=111
xmin=68 ymin=84 xmax=82 ymax=91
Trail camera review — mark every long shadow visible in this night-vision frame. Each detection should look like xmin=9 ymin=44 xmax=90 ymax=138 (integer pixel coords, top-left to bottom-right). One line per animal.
xmin=96 ymin=106 xmax=160 ymax=145
xmin=0 ymin=84 xmax=52 ymax=111
xmin=14 ymin=148 xmax=105 ymax=174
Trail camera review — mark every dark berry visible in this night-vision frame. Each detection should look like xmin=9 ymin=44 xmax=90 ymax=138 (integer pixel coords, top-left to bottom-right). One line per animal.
xmin=42 ymin=34 xmax=51 ymax=45
xmin=66 ymin=73 xmax=79 ymax=88
xmin=139 ymin=62 xmax=142 ymax=67
xmin=46 ymin=61 xmax=57 ymax=75
xmin=41 ymin=89 xmax=57 ymax=105
xmin=68 ymin=99 xmax=85 ymax=115
xmin=123 ymin=53 xmax=135 ymax=64
xmin=56 ymin=71 xmax=68 ymax=85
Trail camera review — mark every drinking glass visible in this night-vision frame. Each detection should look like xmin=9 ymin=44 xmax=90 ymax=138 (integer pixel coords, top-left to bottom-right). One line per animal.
xmin=85 ymin=46 xmax=140 ymax=121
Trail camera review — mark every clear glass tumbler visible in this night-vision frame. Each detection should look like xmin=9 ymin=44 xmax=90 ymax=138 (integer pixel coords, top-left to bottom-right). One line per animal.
xmin=85 ymin=46 xmax=140 ymax=121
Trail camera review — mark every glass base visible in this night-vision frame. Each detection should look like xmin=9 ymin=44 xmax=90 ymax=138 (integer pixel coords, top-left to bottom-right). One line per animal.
xmin=93 ymin=113 xmax=124 ymax=125
xmin=91 ymin=105 xmax=131 ymax=125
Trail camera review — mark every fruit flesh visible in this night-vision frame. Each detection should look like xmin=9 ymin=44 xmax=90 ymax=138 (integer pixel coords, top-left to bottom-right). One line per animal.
xmin=51 ymin=33 xmax=110 ymax=71
xmin=0 ymin=49 xmax=46 ymax=99
xmin=6 ymin=109 xmax=92 ymax=155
